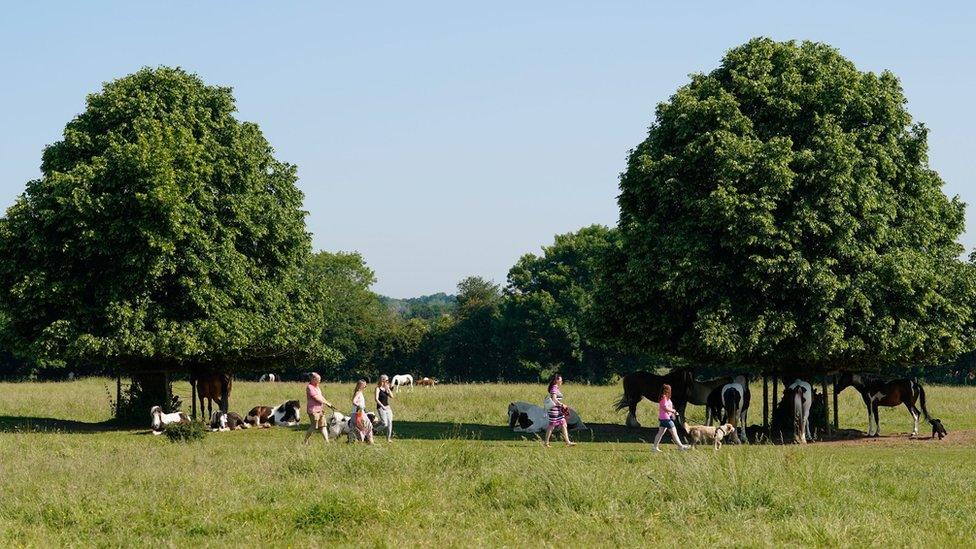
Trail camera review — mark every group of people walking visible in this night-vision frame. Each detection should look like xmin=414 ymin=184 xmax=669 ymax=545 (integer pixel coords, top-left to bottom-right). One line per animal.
xmin=303 ymin=372 xmax=395 ymax=445
xmin=299 ymin=372 xmax=684 ymax=450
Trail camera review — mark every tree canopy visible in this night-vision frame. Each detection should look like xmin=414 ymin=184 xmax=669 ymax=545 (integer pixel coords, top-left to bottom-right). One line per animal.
xmin=505 ymin=225 xmax=636 ymax=382
xmin=0 ymin=67 xmax=326 ymax=372
xmin=599 ymin=38 xmax=973 ymax=372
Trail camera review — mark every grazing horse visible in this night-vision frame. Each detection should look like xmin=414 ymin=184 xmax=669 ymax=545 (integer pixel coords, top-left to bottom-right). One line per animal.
xmin=706 ymin=375 xmax=750 ymax=443
xmin=836 ymin=372 xmax=931 ymax=437
xmin=788 ymin=379 xmax=813 ymax=444
xmin=191 ymin=368 xmax=232 ymax=419
xmin=391 ymin=374 xmax=414 ymax=392
xmin=614 ymin=368 xmax=695 ymax=428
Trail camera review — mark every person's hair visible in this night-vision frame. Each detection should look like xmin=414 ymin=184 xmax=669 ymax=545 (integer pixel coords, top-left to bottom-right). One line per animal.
xmin=548 ymin=373 xmax=562 ymax=388
xmin=661 ymin=384 xmax=672 ymax=398
xmin=353 ymin=379 xmax=366 ymax=397
xmin=309 ymin=372 xmax=320 ymax=383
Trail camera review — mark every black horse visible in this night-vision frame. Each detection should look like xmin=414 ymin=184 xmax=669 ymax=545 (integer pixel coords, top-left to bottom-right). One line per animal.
xmin=614 ymin=368 xmax=694 ymax=427
xmin=836 ymin=372 xmax=932 ymax=437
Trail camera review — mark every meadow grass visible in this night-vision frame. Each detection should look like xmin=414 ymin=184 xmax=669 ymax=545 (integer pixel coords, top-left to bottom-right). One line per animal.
xmin=1 ymin=378 xmax=974 ymax=547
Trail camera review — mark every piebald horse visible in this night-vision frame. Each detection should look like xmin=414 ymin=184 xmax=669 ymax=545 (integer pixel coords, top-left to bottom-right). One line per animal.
xmin=706 ymin=375 xmax=750 ymax=443
xmin=614 ymin=368 xmax=694 ymax=428
xmin=836 ymin=372 xmax=931 ymax=437
xmin=788 ymin=379 xmax=813 ymax=444
xmin=688 ymin=375 xmax=733 ymax=425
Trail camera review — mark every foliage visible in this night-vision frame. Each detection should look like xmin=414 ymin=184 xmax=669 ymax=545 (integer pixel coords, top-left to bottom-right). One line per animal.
xmin=0 ymin=67 xmax=328 ymax=374
xmin=162 ymin=420 xmax=205 ymax=443
xmin=504 ymin=225 xmax=639 ymax=382
xmin=600 ymin=38 xmax=974 ymax=373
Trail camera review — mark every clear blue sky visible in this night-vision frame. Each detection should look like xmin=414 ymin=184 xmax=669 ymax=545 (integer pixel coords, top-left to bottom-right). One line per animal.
xmin=2 ymin=3 xmax=974 ymax=297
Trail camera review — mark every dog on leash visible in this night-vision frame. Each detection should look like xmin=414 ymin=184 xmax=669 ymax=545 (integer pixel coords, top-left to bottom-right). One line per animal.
xmin=682 ymin=421 xmax=736 ymax=450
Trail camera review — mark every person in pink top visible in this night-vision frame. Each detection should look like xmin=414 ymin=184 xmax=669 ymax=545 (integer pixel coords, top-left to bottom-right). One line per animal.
xmin=303 ymin=372 xmax=335 ymax=444
xmin=652 ymin=384 xmax=689 ymax=452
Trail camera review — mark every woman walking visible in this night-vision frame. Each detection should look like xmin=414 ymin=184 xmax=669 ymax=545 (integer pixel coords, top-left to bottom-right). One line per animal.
xmin=304 ymin=373 xmax=335 ymax=445
xmin=375 ymin=375 xmax=394 ymax=442
xmin=351 ymin=379 xmax=374 ymax=444
xmin=652 ymin=384 xmax=690 ymax=452
xmin=543 ymin=374 xmax=576 ymax=448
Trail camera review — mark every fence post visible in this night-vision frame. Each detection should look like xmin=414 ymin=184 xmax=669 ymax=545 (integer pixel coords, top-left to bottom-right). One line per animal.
xmin=833 ymin=372 xmax=840 ymax=432
xmin=821 ymin=377 xmax=829 ymax=436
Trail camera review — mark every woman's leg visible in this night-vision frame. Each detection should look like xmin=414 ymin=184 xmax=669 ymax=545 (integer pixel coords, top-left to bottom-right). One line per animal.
xmin=544 ymin=424 xmax=555 ymax=446
xmin=303 ymin=413 xmax=318 ymax=444
xmin=385 ymin=409 xmax=393 ymax=442
xmin=560 ymin=422 xmax=575 ymax=446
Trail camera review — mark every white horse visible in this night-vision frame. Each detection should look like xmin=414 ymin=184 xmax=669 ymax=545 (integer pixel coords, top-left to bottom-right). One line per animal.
xmin=259 ymin=373 xmax=277 ymax=382
xmin=391 ymin=374 xmax=414 ymax=392
xmin=150 ymin=406 xmax=189 ymax=434
xmin=788 ymin=379 xmax=813 ymax=444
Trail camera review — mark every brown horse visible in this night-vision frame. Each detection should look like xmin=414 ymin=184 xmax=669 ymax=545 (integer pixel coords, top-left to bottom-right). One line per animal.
xmin=190 ymin=368 xmax=232 ymax=419
xmin=836 ymin=372 xmax=931 ymax=437
xmin=614 ymin=368 xmax=695 ymax=427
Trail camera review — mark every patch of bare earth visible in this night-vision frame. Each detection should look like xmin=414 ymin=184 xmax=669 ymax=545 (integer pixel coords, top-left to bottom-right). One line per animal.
xmin=812 ymin=428 xmax=975 ymax=447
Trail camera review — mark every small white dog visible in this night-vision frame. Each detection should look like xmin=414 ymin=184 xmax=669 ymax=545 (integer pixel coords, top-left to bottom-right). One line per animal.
xmin=682 ymin=421 xmax=736 ymax=450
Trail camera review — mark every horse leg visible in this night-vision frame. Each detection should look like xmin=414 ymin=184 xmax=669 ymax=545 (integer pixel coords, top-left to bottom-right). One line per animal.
xmin=863 ymin=397 xmax=873 ymax=436
xmin=626 ymin=401 xmax=641 ymax=428
xmin=871 ymin=402 xmax=880 ymax=437
xmin=741 ymin=408 xmax=749 ymax=444
xmin=906 ymin=401 xmax=920 ymax=436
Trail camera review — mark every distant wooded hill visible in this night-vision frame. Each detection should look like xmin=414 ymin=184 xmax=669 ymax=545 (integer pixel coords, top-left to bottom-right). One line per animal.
xmin=380 ymin=293 xmax=457 ymax=320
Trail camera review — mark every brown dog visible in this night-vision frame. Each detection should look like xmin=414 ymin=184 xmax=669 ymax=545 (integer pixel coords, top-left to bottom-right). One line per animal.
xmin=682 ymin=421 xmax=736 ymax=450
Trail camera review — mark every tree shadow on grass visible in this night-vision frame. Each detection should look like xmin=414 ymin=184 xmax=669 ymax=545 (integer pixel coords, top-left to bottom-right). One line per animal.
xmin=393 ymin=420 xmax=659 ymax=443
xmin=0 ymin=416 xmax=123 ymax=434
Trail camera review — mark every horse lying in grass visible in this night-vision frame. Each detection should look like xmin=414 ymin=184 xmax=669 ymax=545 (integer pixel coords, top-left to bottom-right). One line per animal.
xmin=507 ymin=401 xmax=586 ymax=433
xmin=209 ymin=411 xmax=250 ymax=431
xmin=836 ymin=373 xmax=933 ymax=437
xmin=150 ymin=406 xmax=189 ymax=435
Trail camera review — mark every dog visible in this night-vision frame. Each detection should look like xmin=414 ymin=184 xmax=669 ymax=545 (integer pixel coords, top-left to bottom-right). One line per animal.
xmin=682 ymin=421 xmax=736 ymax=450
xmin=930 ymin=418 xmax=947 ymax=440
xmin=245 ymin=400 xmax=301 ymax=427
xmin=150 ymin=406 xmax=189 ymax=434
xmin=327 ymin=411 xmax=380 ymax=442
xmin=209 ymin=410 xmax=250 ymax=431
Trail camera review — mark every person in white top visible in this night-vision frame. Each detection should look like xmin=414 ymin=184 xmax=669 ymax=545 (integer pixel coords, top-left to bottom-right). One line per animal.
xmin=351 ymin=379 xmax=374 ymax=444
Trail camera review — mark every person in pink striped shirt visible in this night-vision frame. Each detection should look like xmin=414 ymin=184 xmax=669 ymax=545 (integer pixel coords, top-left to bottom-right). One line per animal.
xmin=303 ymin=372 xmax=335 ymax=444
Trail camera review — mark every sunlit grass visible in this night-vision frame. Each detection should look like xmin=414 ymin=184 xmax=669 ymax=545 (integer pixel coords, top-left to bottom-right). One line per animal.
xmin=1 ymin=377 xmax=974 ymax=546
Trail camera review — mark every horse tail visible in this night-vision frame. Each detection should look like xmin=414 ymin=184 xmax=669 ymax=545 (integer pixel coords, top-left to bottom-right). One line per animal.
xmin=612 ymin=391 xmax=630 ymax=412
xmin=915 ymin=379 xmax=931 ymax=422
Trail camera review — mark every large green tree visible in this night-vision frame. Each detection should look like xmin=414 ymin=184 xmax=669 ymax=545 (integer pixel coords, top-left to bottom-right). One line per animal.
xmin=0 ymin=67 xmax=327 ymax=398
xmin=505 ymin=225 xmax=636 ymax=382
xmin=599 ymin=38 xmax=973 ymax=372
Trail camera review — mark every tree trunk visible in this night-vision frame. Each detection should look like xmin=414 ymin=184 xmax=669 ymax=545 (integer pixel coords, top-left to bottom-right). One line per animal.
xmin=129 ymin=371 xmax=173 ymax=413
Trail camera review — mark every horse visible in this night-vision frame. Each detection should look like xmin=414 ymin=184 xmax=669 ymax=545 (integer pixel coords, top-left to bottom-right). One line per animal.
xmin=614 ymin=368 xmax=695 ymax=428
xmin=191 ymin=367 xmax=232 ymax=419
xmin=787 ymin=378 xmax=813 ymax=444
xmin=687 ymin=375 xmax=733 ymax=425
xmin=391 ymin=374 xmax=414 ymax=392
xmin=836 ymin=372 xmax=931 ymax=437
xmin=150 ymin=406 xmax=189 ymax=434
xmin=259 ymin=373 xmax=277 ymax=382
xmin=706 ymin=375 xmax=750 ymax=443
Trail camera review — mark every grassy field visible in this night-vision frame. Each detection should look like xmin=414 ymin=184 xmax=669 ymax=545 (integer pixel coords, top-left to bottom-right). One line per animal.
xmin=1 ymin=378 xmax=975 ymax=547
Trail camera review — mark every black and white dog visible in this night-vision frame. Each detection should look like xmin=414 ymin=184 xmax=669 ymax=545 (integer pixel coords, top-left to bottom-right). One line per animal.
xmin=209 ymin=410 xmax=250 ymax=431
xmin=327 ymin=411 xmax=382 ymax=442
xmin=930 ymin=418 xmax=948 ymax=440
xmin=245 ymin=400 xmax=301 ymax=427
